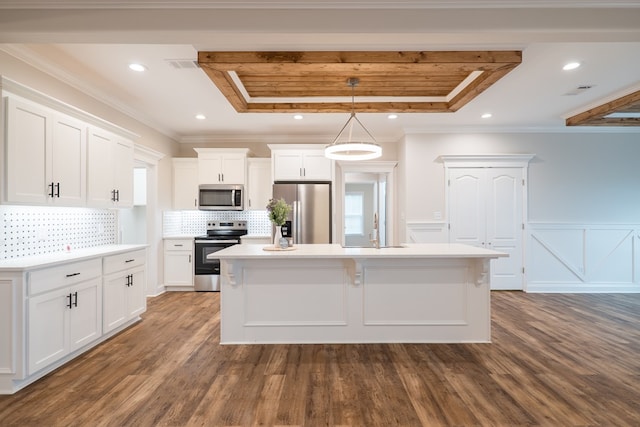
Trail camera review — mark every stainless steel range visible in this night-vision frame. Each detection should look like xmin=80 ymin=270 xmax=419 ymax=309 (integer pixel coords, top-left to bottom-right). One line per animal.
xmin=194 ymin=220 xmax=247 ymax=291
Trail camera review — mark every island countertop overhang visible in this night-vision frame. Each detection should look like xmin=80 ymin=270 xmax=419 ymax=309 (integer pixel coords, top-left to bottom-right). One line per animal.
xmin=213 ymin=243 xmax=508 ymax=260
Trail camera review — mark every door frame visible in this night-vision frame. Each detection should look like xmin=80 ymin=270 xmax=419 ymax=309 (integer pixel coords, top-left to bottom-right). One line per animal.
xmin=336 ymin=161 xmax=398 ymax=246
xmin=440 ymin=154 xmax=534 ymax=290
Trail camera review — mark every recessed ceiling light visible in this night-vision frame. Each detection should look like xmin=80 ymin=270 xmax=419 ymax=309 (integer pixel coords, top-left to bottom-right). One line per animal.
xmin=128 ymin=63 xmax=147 ymax=72
xmin=293 ymin=114 xmax=303 ymax=120
xmin=387 ymin=114 xmax=398 ymax=120
xmin=195 ymin=114 xmax=206 ymax=120
xmin=563 ymin=62 xmax=581 ymax=71
xmin=481 ymin=113 xmax=492 ymax=119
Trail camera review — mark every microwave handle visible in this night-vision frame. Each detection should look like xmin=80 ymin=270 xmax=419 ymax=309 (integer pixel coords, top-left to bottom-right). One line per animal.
xmin=232 ymin=188 xmax=236 ymax=206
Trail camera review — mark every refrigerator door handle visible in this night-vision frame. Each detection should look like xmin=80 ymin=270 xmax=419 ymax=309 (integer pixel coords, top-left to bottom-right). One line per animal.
xmin=295 ymin=200 xmax=302 ymax=245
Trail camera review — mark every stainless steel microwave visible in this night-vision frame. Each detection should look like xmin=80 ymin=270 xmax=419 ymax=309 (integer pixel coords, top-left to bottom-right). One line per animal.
xmin=198 ymin=184 xmax=244 ymax=210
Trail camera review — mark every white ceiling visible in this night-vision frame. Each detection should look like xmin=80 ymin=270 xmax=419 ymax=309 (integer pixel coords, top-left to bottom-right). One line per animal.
xmin=1 ymin=1 xmax=640 ymax=143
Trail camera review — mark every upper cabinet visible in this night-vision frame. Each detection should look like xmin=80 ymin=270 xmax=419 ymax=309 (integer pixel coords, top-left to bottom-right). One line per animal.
xmin=172 ymin=158 xmax=199 ymax=210
xmin=247 ymin=158 xmax=272 ymax=210
xmin=194 ymin=148 xmax=249 ymax=185
xmin=86 ymin=127 xmax=134 ymax=208
xmin=2 ymin=79 xmax=137 ymax=209
xmin=268 ymin=144 xmax=333 ymax=182
xmin=4 ymin=97 xmax=86 ymax=206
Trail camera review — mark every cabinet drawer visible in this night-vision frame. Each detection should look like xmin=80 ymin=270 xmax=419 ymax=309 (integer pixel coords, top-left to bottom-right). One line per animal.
xmin=29 ymin=258 xmax=102 ymax=296
xmin=103 ymin=249 xmax=146 ymax=275
xmin=164 ymin=239 xmax=193 ymax=251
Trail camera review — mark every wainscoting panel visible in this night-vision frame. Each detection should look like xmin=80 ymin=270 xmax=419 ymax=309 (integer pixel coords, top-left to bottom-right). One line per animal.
xmin=527 ymin=224 xmax=639 ymax=292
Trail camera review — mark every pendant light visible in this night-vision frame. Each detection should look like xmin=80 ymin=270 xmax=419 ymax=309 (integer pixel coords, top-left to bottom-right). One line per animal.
xmin=325 ymin=77 xmax=382 ymax=161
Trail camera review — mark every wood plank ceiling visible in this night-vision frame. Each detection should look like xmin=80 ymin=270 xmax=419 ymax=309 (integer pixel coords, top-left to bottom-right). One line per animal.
xmin=566 ymin=89 xmax=640 ymax=126
xmin=197 ymin=51 xmax=522 ymax=113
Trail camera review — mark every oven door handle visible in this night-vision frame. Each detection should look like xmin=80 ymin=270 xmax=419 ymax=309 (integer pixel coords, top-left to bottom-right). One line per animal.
xmin=195 ymin=239 xmax=240 ymax=244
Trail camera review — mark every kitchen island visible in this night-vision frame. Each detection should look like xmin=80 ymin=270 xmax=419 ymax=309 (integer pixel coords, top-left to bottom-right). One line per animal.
xmin=215 ymin=244 xmax=507 ymax=344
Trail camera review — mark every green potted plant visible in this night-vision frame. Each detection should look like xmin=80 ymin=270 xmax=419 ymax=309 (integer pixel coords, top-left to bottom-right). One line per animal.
xmin=266 ymin=198 xmax=292 ymax=248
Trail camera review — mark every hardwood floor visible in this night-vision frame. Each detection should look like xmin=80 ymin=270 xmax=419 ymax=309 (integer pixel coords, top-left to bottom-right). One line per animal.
xmin=1 ymin=291 xmax=639 ymax=426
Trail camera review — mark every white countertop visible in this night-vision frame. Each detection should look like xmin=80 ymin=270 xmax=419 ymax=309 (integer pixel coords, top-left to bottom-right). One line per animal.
xmin=0 ymin=244 xmax=148 ymax=271
xmin=163 ymin=235 xmax=195 ymax=240
xmin=214 ymin=243 xmax=508 ymax=260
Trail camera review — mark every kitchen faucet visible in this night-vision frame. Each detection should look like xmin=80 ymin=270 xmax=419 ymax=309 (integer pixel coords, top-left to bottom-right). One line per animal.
xmin=370 ymin=212 xmax=380 ymax=249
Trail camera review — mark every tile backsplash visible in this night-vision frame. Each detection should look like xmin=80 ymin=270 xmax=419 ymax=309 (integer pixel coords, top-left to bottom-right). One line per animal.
xmin=163 ymin=210 xmax=271 ymax=236
xmin=0 ymin=206 xmax=117 ymax=260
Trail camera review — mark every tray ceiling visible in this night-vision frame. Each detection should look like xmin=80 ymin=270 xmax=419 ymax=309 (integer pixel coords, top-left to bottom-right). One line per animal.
xmin=197 ymin=51 xmax=522 ymax=114
xmin=566 ymin=89 xmax=640 ymax=126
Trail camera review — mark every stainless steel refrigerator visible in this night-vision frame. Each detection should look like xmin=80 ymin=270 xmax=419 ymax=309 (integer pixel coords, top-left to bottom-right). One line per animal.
xmin=272 ymin=182 xmax=332 ymax=244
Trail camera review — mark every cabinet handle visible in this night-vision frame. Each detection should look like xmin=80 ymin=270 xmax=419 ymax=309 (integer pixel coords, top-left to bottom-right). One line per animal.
xmin=111 ymin=189 xmax=116 ymax=202
xmin=303 ymin=168 xmax=306 ymax=177
xmin=66 ymin=272 xmax=81 ymax=277
xmin=221 ymin=173 xmax=224 ymax=182
xmin=55 ymin=182 xmax=60 ymax=198
xmin=66 ymin=293 xmax=73 ymax=309
xmin=125 ymin=259 xmax=135 ymax=263
xmin=300 ymin=167 xmax=303 ymax=177
xmin=116 ymin=189 xmax=120 ymax=202
xmin=194 ymin=198 xmax=197 ymax=207
xmin=73 ymin=291 xmax=78 ymax=307
xmin=174 ymin=244 xmax=183 ymax=247
xmin=129 ymin=274 xmax=134 ymax=287
xmin=218 ymin=173 xmax=221 ymax=182
xmin=48 ymin=182 xmax=55 ymax=198
xmin=188 ymin=254 xmax=192 ymax=263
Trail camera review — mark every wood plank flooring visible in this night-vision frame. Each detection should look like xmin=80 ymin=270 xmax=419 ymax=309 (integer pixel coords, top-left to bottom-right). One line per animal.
xmin=1 ymin=291 xmax=639 ymax=426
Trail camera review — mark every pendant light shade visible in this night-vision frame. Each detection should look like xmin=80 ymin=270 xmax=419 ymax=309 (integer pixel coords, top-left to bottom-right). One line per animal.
xmin=325 ymin=78 xmax=382 ymax=161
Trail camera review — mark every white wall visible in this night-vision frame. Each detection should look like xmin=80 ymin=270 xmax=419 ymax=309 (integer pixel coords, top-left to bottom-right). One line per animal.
xmin=0 ymin=50 xmax=180 ymax=294
xmin=400 ymin=132 xmax=640 ymax=292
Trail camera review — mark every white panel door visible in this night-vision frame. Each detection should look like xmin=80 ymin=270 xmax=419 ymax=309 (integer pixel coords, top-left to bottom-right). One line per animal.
xmin=68 ymin=278 xmax=102 ymax=352
xmin=220 ymin=154 xmax=246 ymax=184
xmin=448 ymin=169 xmax=485 ymax=247
xmin=448 ymin=167 xmax=524 ymax=290
xmin=485 ymin=168 xmax=524 ymax=290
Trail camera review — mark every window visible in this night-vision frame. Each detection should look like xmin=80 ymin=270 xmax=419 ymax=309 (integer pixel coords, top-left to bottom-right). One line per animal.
xmin=345 ymin=192 xmax=364 ymax=235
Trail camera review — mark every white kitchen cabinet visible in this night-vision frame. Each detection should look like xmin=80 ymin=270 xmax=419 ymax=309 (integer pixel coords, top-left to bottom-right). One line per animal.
xmin=86 ymin=126 xmax=134 ymax=208
xmin=194 ymin=148 xmax=249 ymax=185
xmin=247 ymin=158 xmax=272 ymax=210
xmin=163 ymin=238 xmax=194 ymax=290
xmin=27 ymin=259 xmax=102 ymax=375
xmin=4 ymin=96 xmax=86 ymax=206
xmin=172 ymin=158 xmax=199 ymax=210
xmin=103 ymin=250 xmax=146 ymax=333
xmin=269 ymin=145 xmax=333 ymax=181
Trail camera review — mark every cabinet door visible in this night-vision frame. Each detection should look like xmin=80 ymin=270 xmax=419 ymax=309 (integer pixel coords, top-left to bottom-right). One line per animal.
xmin=301 ymin=152 xmax=332 ymax=181
xmin=69 ymin=278 xmax=102 ymax=352
xmin=220 ymin=154 xmax=246 ymax=184
xmin=28 ymin=287 xmax=69 ymax=374
xmin=102 ymin=272 xmax=128 ymax=333
xmin=51 ymin=113 xmax=86 ymax=206
xmin=172 ymin=158 xmax=199 ymax=209
xmin=164 ymin=251 xmax=193 ymax=287
xmin=198 ymin=155 xmax=223 ymax=184
xmin=113 ymin=138 xmax=134 ymax=207
xmin=273 ymin=153 xmax=303 ymax=181
xmin=247 ymin=158 xmax=272 ymax=209
xmin=128 ymin=267 xmax=146 ymax=318
xmin=5 ymin=97 xmax=50 ymax=204
xmin=87 ymin=127 xmax=115 ymax=208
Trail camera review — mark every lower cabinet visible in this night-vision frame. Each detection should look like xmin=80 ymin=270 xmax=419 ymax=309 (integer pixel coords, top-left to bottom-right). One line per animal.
xmin=0 ymin=246 xmax=147 ymax=394
xmin=103 ymin=250 xmax=146 ymax=333
xmin=27 ymin=259 xmax=103 ymax=375
xmin=163 ymin=238 xmax=194 ymax=290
